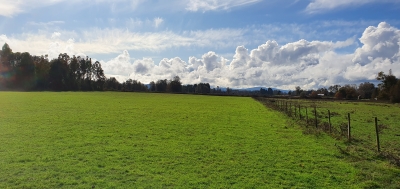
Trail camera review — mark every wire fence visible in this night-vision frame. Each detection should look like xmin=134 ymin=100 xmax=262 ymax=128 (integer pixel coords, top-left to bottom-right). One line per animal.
xmin=254 ymin=97 xmax=400 ymax=166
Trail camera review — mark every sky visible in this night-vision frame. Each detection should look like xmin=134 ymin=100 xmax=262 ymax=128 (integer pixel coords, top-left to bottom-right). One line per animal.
xmin=1 ymin=0 xmax=400 ymax=90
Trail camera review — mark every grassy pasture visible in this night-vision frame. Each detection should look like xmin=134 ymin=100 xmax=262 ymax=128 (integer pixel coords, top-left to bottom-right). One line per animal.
xmin=0 ymin=92 xmax=397 ymax=188
xmin=277 ymin=99 xmax=400 ymax=158
xmin=256 ymin=98 xmax=400 ymax=188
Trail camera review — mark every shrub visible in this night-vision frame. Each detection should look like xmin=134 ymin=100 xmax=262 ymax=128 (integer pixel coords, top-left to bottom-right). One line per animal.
xmin=300 ymin=91 xmax=307 ymax=98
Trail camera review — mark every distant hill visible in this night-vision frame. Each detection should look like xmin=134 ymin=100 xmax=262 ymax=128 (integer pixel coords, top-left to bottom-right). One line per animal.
xmin=145 ymin=84 xmax=290 ymax=93
xmin=228 ymin=87 xmax=290 ymax=93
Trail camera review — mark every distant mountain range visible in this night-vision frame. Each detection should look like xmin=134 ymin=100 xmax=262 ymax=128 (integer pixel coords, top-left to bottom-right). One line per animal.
xmin=144 ymin=84 xmax=290 ymax=93
xmin=215 ymin=86 xmax=291 ymax=93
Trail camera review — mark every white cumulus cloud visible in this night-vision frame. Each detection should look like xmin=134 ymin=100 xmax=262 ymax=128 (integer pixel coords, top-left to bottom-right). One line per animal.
xmin=353 ymin=22 xmax=400 ymax=65
xmin=101 ymin=22 xmax=400 ymax=90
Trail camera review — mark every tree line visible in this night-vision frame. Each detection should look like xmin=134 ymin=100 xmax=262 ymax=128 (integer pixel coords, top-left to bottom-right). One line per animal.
xmin=0 ymin=43 xmax=106 ymax=91
xmin=0 ymin=43 xmax=212 ymax=94
xmin=286 ymin=70 xmax=400 ymax=103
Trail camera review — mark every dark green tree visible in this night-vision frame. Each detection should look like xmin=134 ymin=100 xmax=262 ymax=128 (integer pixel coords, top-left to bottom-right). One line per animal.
xmin=376 ymin=71 xmax=398 ymax=100
xmin=105 ymin=77 xmax=120 ymax=90
xmin=0 ymin=43 xmax=14 ymax=89
xmin=390 ymin=80 xmax=400 ymax=103
xmin=149 ymin=81 xmax=156 ymax=92
xmin=267 ymin=88 xmax=273 ymax=95
xmin=328 ymin=85 xmax=341 ymax=96
xmin=168 ymin=76 xmax=182 ymax=93
xmin=92 ymin=61 xmax=106 ymax=91
xmin=14 ymin=52 xmax=36 ymax=90
xmin=49 ymin=54 xmax=70 ymax=91
xmin=295 ymin=86 xmax=302 ymax=96
xmin=69 ymin=56 xmax=81 ymax=90
xmin=156 ymin=79 xmax=167 ymax=92
xmin=358 ymin=82 xmax=375 ymax=99
xmin=33 ymin=55 xmax=51 ymax=90
xmin=335 ymin=85 xmax=358 ymax=99
xmin=196 ymin=83 xmax=211 ymax=93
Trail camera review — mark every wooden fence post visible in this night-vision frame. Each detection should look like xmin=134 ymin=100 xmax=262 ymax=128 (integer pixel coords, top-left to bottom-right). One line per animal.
xmin=299 ymin=105 xmax=302 ymax=120
xmin=347 ymin=113 xmax=351 ymax=142
xmin=375 ymin=117 xmax=380 ymax=152
xmin=306 ymin=107 xmax=308 ymax=124
xmin=294 ymin=105 xmax=297 ymax=118
xmin=328 ymin=110 xmax=331 ymax=133
xmin=286 ymin=102 xmax=288 ymax=114
xmin=289 ymin=103 xmax=292 ymax=117
xmin=314 ymin=106 xmax=318 ymax=128
xmin=282 ymin=101 xmax=284 ymax=111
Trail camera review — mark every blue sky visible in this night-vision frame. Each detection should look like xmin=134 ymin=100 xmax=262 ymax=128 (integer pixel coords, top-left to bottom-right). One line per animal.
xmin=1 ymin=0 xmax=400 ymax=89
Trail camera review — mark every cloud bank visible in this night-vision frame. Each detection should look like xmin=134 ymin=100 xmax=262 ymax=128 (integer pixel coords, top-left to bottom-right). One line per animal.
xmin=1 ymin=22 xmax=399 ymax=90
xmin=99 ymin=22 xmax=400 ymax=90
xmin=0 ymin=27 xmax=246 ymax=59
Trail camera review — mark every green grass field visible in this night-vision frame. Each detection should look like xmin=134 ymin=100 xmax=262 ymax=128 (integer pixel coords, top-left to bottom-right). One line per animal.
xmin=256 ymin=97 xmax=400 ymax=188
xmin=266 ymin=99 xmax=400 ymax=158
xmin=0 ymin=92 xmax=399 ymax=188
